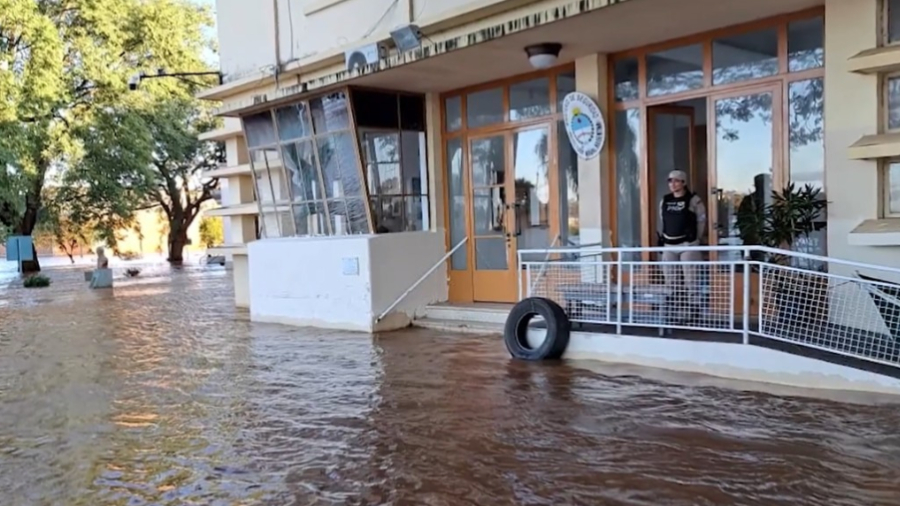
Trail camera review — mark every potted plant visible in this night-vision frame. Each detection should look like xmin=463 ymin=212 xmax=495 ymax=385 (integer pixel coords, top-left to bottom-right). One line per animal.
xmin=736 ymin=183 xmax=828 ymax=339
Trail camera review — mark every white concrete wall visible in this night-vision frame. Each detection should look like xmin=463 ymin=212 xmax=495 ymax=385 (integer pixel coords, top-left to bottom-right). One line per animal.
xmin=248 ymin=232 xmax=447 ymax=331
xmin=216 ymin=0 xmax=277 ymax=81
xmin=233 ymin=254 xmax=250 ymax=307
xmin=825 ymin=0 xmax=900 ymax=270
xmin=522 ymin=330 xmax=900 ymax=395
xmin=215 ymin=0 xmax=517 ymax=81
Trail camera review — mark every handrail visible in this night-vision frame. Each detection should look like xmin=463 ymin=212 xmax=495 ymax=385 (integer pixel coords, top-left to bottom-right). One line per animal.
xmin=527 ymin=234 xmax=560 ymax=295
xmin=517 ymin=244 xmax=900 ymax=276
xmin=375 ymin=238 xmax=468 ymax=324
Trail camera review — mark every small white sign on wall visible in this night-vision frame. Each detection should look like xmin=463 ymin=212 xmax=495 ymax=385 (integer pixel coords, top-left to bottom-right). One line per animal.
xmin=562 ymin=91 xmax=606 ymax=161
xmin=341 ymin=257 xmax=359 ymax=276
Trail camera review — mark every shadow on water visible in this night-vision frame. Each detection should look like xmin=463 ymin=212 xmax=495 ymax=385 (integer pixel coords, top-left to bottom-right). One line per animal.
xmin=1 ymin=261 xmax=900 ymax=505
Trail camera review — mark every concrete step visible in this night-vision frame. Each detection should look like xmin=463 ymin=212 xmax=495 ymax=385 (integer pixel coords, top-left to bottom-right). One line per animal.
xmin=421 ymin=304 xmax=510 ymax=324
xmin=411 ymin=317 xmax=503 ymax=335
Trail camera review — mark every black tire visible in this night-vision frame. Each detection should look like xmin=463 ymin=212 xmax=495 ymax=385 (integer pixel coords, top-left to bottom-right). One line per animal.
xmin=503 ymin=297 xmax=571 ymax=361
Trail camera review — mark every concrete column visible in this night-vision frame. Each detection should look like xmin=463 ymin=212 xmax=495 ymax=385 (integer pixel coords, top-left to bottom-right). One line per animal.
xmin=233 ymin=255 xmax=251 ymax=308
xmin=574 ymin=53 xmax=612 ymax=248
xmin=425 ymin=92 xmax=446 ymax=233
xmin=824 ymin=0 xmax=881 ymax=267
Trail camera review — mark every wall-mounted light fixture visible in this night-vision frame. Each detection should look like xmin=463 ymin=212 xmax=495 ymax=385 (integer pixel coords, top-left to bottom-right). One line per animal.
xmin=390 ymin=24 xmax=423 ymax=53
xmin=525 ymin=43 xmax=562 ymax=69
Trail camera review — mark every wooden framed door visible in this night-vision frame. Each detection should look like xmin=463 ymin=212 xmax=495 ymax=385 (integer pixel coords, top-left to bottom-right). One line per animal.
xmin=468 ymin=133 xmax=517 ymax=302
xmin=465 ymin=123 xmax=558 ymax=303
xmin=647 ymin=105 xmax=696 ymax=243
xmin=708 ymin=84 xmax=782 ymax=316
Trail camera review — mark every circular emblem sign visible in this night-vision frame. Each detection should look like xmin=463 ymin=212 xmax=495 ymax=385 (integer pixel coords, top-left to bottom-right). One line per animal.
xmin=562 ymin=91 xmax=606 ymax=161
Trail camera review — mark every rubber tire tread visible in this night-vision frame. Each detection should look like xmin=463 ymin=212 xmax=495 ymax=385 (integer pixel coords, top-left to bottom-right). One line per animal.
xmin=503 ymin=297 xmax=571 ymax=360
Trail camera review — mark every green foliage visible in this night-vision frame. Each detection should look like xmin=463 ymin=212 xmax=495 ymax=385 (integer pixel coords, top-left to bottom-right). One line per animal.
xmin=23 ymin=274 xmax=51 ymax=288
xmin=0 ymin=0 xmax=216 ymax=269
xmin=199 ymin=216 xmax=224 ymax=248
xmin=33 ymin=195 xmax=96 ymax=263
xmin=736 ymin=183 xmax=828 ymax=266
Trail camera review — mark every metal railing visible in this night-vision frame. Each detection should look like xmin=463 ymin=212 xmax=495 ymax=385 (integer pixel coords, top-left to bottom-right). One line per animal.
xmin=376 ymin=238 xmax=468 ymax=324
xmin=519 ymin=244 xmax=900 ymax=369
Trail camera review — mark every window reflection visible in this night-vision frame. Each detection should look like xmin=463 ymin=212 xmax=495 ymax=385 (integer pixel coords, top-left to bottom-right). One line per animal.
xmin=614 ymin=57 xmax=639 ymax=102
xmin=446 ymin=138 xmax=467 ymax=269
xmin=647 ymin=44 xmax=704 ymax=97
xmin=466 ymin=87 xmax=504 ymax=128
xmin=888 ymin=77 xmax=900 ymax=131
xmin=243 ymin=112 xmax=276 ymax=148
xmin=557 ymin=120 xmax=579 ymax=248
xmin=509 ymin=78 xmax=551 ymax=121
xmin=310 ymin=92 xmax=350 ymax=133
xmin=888 ymin=163 xmax=900 ymax=216
xmin=556 ymin=71 xmax=576 ymax=111
xmin=788 ymin=78 xmax=826 ymax=260
xmin=712 ymin=28 xmax=778 ymax=85
xmin=788 ymin=17 xmax=824 ymax=72
xmin=275 ymin=103 xmax=313 ymax=141
xmin=615 ymin=109 xmax=641 ymax=260
xmin=889 ymin=0 xmax=900 ymax=44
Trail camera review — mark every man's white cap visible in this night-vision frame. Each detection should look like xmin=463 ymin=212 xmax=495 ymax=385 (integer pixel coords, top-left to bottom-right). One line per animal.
xmin=668 ymin=170 xmax=688 ymax=182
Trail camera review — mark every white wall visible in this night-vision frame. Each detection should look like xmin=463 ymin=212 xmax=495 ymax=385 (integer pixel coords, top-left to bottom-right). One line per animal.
xmin=216 ymin=0 xmax=277 ymax=81
xmin=248 ymin=232 xmax=447 ymax=331
xmin=215 ymin=0 xmax=513 ymax=81
xmin=527 ymin=330 xmax=900 ymax=395
xmin=825 ymin=0 xmax=900 ymax=270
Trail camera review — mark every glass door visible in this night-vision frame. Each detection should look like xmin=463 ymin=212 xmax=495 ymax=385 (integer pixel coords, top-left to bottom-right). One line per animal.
xmin=468 ymin=133 xmax=516 ymax=302
xmin=466 ymin=125 xmax=556 ymax=303
xmin=710 ymin=85 xmax=781 ymax=263
xmin=648 ymin=106 xmax=696 ymax=243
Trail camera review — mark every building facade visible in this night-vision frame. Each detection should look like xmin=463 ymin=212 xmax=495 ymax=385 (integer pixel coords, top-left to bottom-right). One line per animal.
xmin=199 ymin=0 xmax=900 ymax=322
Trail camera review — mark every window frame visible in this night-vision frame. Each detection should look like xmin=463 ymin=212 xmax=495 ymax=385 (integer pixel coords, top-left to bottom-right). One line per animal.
xmin=883 ymin=160 xmax=900 ymax=218
xmin=360 ymin=127 xmax=430 ymax=233
xmin=884 ymin=0 xmax=900 ymax=46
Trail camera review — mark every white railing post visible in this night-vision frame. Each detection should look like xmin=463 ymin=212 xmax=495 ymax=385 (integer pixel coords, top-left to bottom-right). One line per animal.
xmin=616 ymin=254 xmax=623 ymax=335
xmin=742 ymin=248 xmax=750 ymax=345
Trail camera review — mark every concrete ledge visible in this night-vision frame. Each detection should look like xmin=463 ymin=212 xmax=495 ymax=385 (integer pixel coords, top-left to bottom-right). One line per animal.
xmin=199 ymin=123 xmax=244 ymax=142
xmin=543 ymin=330 xmax=900 ymax=395
xmin=204 ymin=203 xmax=260 ymax=217
xmin=848 ymin=45 xmax=900 ymax=74
xmin=849 ymin=219 xmax=900 ymax=246
xmin=202 ymin=163 xmax=253 ymax=179
xmin=848 ymin=133 xmax=900 ymax=160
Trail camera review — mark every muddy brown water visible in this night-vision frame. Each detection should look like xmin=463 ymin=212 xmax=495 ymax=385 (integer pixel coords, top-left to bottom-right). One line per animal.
xmin=1 ymin=263 xmax=900 ymax=505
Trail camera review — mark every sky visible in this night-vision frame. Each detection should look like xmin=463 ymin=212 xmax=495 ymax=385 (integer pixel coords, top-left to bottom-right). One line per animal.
xmin=194 ymin=0 xmax=219 ymax=65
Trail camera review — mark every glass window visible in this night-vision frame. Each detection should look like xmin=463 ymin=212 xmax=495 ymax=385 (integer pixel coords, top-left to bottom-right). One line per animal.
xmin=310 ymin=91 xmax=350 ymax=133
xmin=292 ymin=201 xmax=329 ymax=236
xmin=466 ymin=87 xmax=504 ymax=128
xmin=275 ymin=103 xmax=313 ymax=141
xmin=363 ymin=130 xmax=429 ymax=233
xmin=788 ymin=17 xmax=825 ymax=72
xmin=712 ymin=28 xmax=778 ymax=85
xmin=243 ymin=112 xmax=276 ymax=148
xmin=557 ymin=120 xmax=579 ymax=248
xmin=788 ymin=78 xmax=826 ymax=260
xmin=887 ymin=76 xmax=900 ymax=130
xmin=647 ymin=44 xmax=704 ymax=97
xmin=556 ymin=70 xmax=576 ymax=111
xmin=889 ymin=0 xmax=900 ymax=44
xmin=509 ymin=77 xmax=551 ymax=121
xmin=327 ymin=198 xmax=369 ymax=235
xmin=614 ymin=57 xmax=639 ymax=102
xmin=317 ymin=132 xmax=363 ymax=200
xmin=887 ymin=163 xmax=900 ymax=216
xmin=615 ymin=109 xmax=642 ymax=260
xmin=281 ymin=141 xmax=321 ymax=202
xmin=351 ymin=89 xmax=399 ymax=129
xmin=445 ymin=96 xmax=462 ymax=132
xmin=400 ymin=94 xmax=426 ymax=131
xmin=446 ymin=138 xmax=466 ymax=269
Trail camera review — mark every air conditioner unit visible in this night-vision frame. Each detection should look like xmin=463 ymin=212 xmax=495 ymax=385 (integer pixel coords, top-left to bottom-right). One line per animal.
xmin=344 ymin=42 xmax=387 ymax=73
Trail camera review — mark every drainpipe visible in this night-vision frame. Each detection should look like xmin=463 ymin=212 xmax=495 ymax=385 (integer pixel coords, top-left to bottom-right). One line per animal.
xmin=273 ymin=0 xmax=282 ymax=85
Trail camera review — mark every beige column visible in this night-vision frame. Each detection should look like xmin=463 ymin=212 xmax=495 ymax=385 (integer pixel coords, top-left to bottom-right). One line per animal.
xmin=824 ymin=0 xmax=880 ymax=268
xmin=574 ymin=53 xmax=612 ymax=249
xmin=425 ymin=92 xmax=446 ymax=233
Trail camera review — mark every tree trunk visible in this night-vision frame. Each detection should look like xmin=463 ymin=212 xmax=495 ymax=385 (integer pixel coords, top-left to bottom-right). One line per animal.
xmin=15 ymin=209 xmax=41 ymax=273
xmin=167 ymin=226 xmax=189 ymax=264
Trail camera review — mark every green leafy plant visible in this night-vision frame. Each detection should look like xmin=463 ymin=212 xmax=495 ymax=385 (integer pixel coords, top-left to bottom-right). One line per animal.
xmin=23 ymin=274 xmax=51 ymax=288
xmin=736 ymin=183 xmax=827 ymax=267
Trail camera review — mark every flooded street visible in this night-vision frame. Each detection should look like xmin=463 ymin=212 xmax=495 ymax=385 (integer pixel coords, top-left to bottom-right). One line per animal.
xmin=2 ymin=263 xmax=900 ymax=505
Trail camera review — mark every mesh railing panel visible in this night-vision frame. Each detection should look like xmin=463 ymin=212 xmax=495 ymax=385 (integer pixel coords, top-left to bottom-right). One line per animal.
xmin=521 ymin=248 xmax=900 ymax=368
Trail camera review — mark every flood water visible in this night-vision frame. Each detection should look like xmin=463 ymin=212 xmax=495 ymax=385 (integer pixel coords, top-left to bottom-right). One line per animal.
xmin=2 ymin=262 xmax=900 ymax=505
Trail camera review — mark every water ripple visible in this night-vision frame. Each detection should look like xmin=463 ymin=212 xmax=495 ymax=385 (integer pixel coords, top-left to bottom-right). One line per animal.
xmin=0 ymin=263 xmax=899 ymax=505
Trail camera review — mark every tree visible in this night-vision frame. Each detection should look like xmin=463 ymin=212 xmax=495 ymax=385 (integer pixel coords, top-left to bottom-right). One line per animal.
xmin=67 ymin=99 xmax=224 ymax=264
xmin=0 ymin=0 xmax=214 ymax=272
xmin=199 ymin=216 xmax=223 ymax=248
xmin=33 ymin=198 xmax=95 ymax=264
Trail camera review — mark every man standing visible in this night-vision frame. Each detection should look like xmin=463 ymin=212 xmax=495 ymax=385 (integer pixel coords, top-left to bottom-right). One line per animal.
xmin=657 ymin=170 xmax=707 ymax=324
